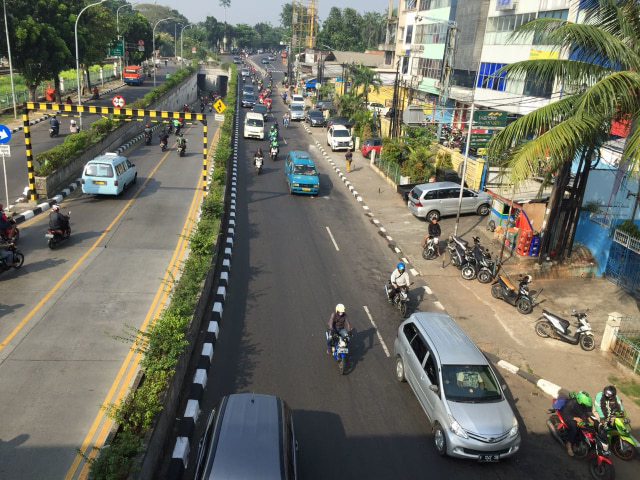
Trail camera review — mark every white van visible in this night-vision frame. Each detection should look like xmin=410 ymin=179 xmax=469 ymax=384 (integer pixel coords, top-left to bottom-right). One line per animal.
xmin=244 ymin=112 xmax=264 ymax=140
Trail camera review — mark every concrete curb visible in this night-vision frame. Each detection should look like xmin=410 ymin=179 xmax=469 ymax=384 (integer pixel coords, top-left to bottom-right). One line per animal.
xmin=167 ymin=89 xmax=240 ymax=480
xmin=483 ymin=351 xmax=570 ymax=399
xmin=303 ymin=122 xmax=421 ymax=278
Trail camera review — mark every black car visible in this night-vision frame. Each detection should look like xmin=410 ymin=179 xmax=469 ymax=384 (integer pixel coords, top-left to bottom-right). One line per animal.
xmin=252 ymin=104 xmax=268 ymax=120
xmin=314 ymin=100 xmax=333 ymax=112
xmin=305 ymin=109 xmax=326 ymax=127
xmin=326 ymin=116 xmax=355 ymax=130
xmin=241 ymin=93 xmax=257 ymax=108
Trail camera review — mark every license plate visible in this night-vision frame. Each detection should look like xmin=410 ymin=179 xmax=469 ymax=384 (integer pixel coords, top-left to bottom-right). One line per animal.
xmin=337 ymin=347 xmax=348 ymax=354
xmin=45 ymin=233 xmax=54 ymax=238
xmin=478 ymin=455 xmax=500 ymax=462
xmin=93 ymin=180 xmax=106 ymax=185
xmin=302 ymin=187 xmax=311 ymax=191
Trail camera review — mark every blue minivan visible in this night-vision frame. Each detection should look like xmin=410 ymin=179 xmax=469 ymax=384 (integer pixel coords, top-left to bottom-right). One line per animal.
xmin=81 ymin=153 xmax=137 ymax=195
xmin=285 ymin=150 xmax=319 ymax=195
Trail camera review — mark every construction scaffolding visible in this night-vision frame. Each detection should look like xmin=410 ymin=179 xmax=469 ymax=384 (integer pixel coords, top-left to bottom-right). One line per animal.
xmin=291 ymin=0 xmax=317 ymax=53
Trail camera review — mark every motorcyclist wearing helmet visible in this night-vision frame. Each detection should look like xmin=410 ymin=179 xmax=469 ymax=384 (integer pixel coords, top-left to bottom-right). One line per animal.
xmin=176 ymin=133 xmax=187 ymax=149
xmin=560 ymin=391 xmax=594 ymax=456
xmin=254 ymin=148 xmax=264 ymax=166
xmin=144 ymin=123 xmax=152 ymax=136
xmin=49 ymin=115 xmax=60 ymax=130
xmin=49 ymin=205 xmax=70 ymax=233
xmin=594 ymin=385 xmax=624 ymax=424
xmin=327 ymin=304 xmax=352 ymax=353
xmin=69 ymin=119 xmax=80 ymax=134
xmin=389 ymin=262 xmax=410 ymax=302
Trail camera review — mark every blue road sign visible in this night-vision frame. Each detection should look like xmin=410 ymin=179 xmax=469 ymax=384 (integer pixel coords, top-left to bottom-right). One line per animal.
xmin=0 ymin=124 xmax=11 ymax=144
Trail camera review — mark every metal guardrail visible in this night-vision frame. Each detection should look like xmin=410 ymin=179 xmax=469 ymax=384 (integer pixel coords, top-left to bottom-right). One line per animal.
xmin=0 ymin=67 xmax=118 ymax=110
xmin=613 ymin=228 xmax=640 ymax=255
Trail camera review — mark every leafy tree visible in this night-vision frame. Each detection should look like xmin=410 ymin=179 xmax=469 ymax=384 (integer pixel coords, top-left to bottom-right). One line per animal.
xmin=119 ymin=13 xmax=153 ymax=65
xmin=280 ymin=2 xmax=293 ymax=30
xmin=203 ymin=16 xmax=225 ymax=50
xmin=488 ymin=0 xmax=640 ymax=259
xmin=350 ymin=63 xmax=381 ymax=105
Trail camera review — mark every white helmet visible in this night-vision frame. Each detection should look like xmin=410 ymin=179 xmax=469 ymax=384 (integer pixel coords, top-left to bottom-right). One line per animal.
xmin=52 ymin=205 xmax=60 ymax=211
xmin=335 ymin=304 xmax=345 ymax=314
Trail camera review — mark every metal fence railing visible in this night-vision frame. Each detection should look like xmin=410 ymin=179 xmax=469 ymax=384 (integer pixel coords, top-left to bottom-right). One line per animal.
xmin=611 ymin=317 xmax=640 ymax=374
xmin=373 ymin=154 xmax=431 ymax=186
xmin=0 ymin=67 xmax=118 ymax=110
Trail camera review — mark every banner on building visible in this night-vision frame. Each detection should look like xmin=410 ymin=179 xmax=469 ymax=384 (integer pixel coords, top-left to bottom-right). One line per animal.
xmin=473 ymin=110 xmax=507 ymax=127
xmin=529 ymin=49 xmax=559 ymax=60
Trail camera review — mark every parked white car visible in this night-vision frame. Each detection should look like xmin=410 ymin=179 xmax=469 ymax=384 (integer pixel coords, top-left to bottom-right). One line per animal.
xmin=326 ymin=125 xmax=353 ymax=151
xmin=290 ymin=95 xmax=305 ymax=108
xmin=365 ymin=101 xmax=390 ymax=116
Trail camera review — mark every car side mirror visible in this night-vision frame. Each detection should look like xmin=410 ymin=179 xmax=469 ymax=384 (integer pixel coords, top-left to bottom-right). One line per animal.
xmin=429 ymin=384 xmax=439 ymax=394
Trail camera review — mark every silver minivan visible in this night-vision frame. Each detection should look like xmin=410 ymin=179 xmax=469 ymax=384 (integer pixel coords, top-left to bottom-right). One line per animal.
xmin=407 ymin=181 xmax=491 ymax=221
xmin=195 ymin=393 xmax=298 ymax=479
xmin=394 ymin=313 xmax=520 ymax=461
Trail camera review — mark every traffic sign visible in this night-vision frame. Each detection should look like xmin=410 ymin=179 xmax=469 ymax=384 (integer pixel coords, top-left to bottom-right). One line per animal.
xmin=214 ymin=113 xmax=225 ymax=122
xmin=109 ymin=40 xmax=124 ymax=57
xmin=469 ymin=133 xmax=493 ymax=147
xmin=0 ymin=124 xmax=11 ymax=144
xmin=213 ymin=99 xmax=226 ymax=114
xmin=473 ymin=110 xmax=507 ymax=127
xmin=0 ymin=144 xmax=10 ymax=155
xmin=112 ymin=95 xmax=126 ymax=108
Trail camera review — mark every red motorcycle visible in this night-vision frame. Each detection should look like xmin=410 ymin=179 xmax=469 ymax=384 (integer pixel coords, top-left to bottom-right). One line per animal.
xmin=547 ymin=404 xmax=615 ymax=479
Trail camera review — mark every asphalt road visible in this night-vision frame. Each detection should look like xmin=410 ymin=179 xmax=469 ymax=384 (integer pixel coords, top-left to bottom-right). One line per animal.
xmin=170 ymin=65 xmax=638 ymax=480
xmin=0 ymin=64 xmax=179 ymax=205
xmin=0 ymin=120 xmax=210 ymax=479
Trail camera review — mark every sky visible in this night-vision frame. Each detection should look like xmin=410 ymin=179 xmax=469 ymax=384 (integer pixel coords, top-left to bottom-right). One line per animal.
xmin=150 ymin=0 xmax=393 ymax=26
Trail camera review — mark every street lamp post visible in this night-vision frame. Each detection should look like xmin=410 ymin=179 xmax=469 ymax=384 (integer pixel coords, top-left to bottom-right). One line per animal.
xmin=75 ymin=0 xmax=106 ymax=129
xmin=175 ymin=23 xmax=183 ymax=60
xmin=153 ymin=17 xmax=172 ymax=87
xmin=180 ymin=24 xmax=193 ymax=69
xmin=117 ymin=3 xmax=138 ymax=83
xmin=2 ymin=0 xmax=17 ymax=118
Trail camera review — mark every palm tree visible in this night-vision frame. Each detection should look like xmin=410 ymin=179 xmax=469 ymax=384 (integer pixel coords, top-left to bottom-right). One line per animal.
xmin=488 ymin=0 xmax=640 ymax=260
xmin=350 ymin=63 xmax=382 ymax=106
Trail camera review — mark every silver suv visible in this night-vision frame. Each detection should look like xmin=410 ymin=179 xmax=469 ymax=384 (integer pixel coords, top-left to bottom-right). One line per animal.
xmin=407 ymin=181 xmax=490 ymax=221
xmin=195 ymin=393 xmax=298 ymax=479
xmin=394 ymin=313 xmax=520 ymax=461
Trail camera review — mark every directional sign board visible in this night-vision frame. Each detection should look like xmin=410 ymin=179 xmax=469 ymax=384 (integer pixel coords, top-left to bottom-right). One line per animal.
xmin=473 ymin=110 xmax=507 ymax=127
xmin=0 ymin=124 xmax=11 ymax=144
xmin=469 ymin=133 xmax=493 ymax=147
xmin=109 ymin=40 xmax=124 ymax=57
xmin=0 ymin=144 xmax=10 ymax=156
xmin=112 ymin=95 xmax=126 ymax=108
xmin=213 ymin=99 xmax=226 ymax=114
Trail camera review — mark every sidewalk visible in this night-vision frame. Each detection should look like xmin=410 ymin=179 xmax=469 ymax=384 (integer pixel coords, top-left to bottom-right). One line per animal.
xmin=300 ymin=121 xmax=640 ymax=423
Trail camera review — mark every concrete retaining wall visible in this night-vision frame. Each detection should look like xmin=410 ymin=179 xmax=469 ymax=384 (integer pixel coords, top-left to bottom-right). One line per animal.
xmin=34 ymin=73 xmax=199 ymax=198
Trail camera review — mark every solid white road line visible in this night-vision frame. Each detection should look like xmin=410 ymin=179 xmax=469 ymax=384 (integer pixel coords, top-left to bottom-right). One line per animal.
xmin=363 ymin=306 xmax=391 ymax=357
xmin=422 ymin=285 xmax=432 ymax=295
xmin=326 ymin=226 xmax=340 ymax=251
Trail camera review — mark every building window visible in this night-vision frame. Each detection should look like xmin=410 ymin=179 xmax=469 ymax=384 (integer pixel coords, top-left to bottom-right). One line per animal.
xmin=484 ymin=12 xmax=537 ymax=45
xmin=413 ymin=57 xmax=443 ymax=79
xmin=415 ymin=23 xmax=448 ymax=44
xmin=406 ymin=0 xmax=417 ymax=10
xmin=419 ymin=0 xmax=451 ymax=9
xmin=405 ymin=25 xmax=413 ymax=44
xmin=523 ymin=73 xmax=553 ymax=98
xmin=533 ymin=9 xmax=569 ymax=45
xmin=477 ymin=62 xmax=507 ymax=91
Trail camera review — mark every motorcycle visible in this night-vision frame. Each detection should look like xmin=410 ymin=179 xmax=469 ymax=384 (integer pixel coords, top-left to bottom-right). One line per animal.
xmin=177 ymin=143 xmax=186 ymax=157
xmin=472 ymin=236 xmax=496 ymax=284
xmin=91 ymin=91 xmax=99 ymax=100
xmin=602 ymin=411 xmax=637 ymax=461
xmin=385 ymin=281 xmax=412 ymax=317
xmin=160 ymin=138 xmax=168 ymax=152
xmin=270 ymin=145 xmax=279 ymax=161
xmin=144 ymin=131 xmax=152 ymax=145
xmin=326 ymin=329 xmax=352 ymax=375
xmin=166 ymin=123 xmax=174 ymax=134
xmin=447 ymin=235 xmax=477 ymax=280
xmin=534 ymin=309 xmax=596 ymax=351
xmin=547 ymin=406 xmax=614 ymax=480
xmin=0 ymin=243 xmax=24 ymax=275
xmin=422 ymin=236 xmax=439 ymax=260
xmin=254 ymin=155 xmax=263 ymax=175
xmin=49 ymin=125 xmax=60 ymax=137
xmin=45 ymin=211 xmax=71 ymax=249
xmin=491 ymin=274 xmax=540 ymax=314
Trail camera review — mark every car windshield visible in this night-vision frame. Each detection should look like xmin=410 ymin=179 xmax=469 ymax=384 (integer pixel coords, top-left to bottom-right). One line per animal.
xmin=333 ymin=130 xmax=350 ymax=137
xmin=290 ymin=105 xmax=303 ymax=112
xmin=244 ymin=94 xmax=255 ymax=100
xmin=247 ymin=119 xmax=263 ymax=127
xmin=441 ymin=365 xmax=503 ymax=403
xmin=253 ymin=106 xmax=266 ymax=113
xmin=309 ymin=111 xmax=323 ymax=118
xmin=293 ymin=164 xmax=317 ymax=175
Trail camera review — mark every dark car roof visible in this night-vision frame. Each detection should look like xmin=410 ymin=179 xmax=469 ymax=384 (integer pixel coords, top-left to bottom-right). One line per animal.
xmin=307 ymin=110 xmax=324 ymax=117
xmin=253 ymin=105 xmax=267 ymax=112
xmin=243 ymin=93 xmax=256 ymax=99
xmin=363 ymin=137 xmax=382 ymax=145
xmin=207 ymin=394 xmax=284 ymax=479
xmin=327 ymin=117 xmax=354 ymax=126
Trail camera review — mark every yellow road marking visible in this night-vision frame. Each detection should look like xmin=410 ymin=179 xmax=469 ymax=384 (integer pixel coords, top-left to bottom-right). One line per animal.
xmin=68 ymin=126 xmax=220 ymax=479
xmin=74 ymin=187 xmax=203 ymax=479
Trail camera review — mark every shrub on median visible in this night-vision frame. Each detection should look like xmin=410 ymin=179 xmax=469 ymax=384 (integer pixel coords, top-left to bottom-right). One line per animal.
xmin=87 ymin=65 xmax=236 ymax=480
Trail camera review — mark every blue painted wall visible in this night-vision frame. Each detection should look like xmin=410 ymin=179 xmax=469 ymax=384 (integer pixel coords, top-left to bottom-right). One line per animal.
xmin=574 ymin=212 xmax=613 ymax=276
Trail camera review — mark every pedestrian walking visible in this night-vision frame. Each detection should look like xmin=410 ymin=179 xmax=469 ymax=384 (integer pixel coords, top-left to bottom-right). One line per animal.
xmin=345 ymin=148 xmax=353 ymax=173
